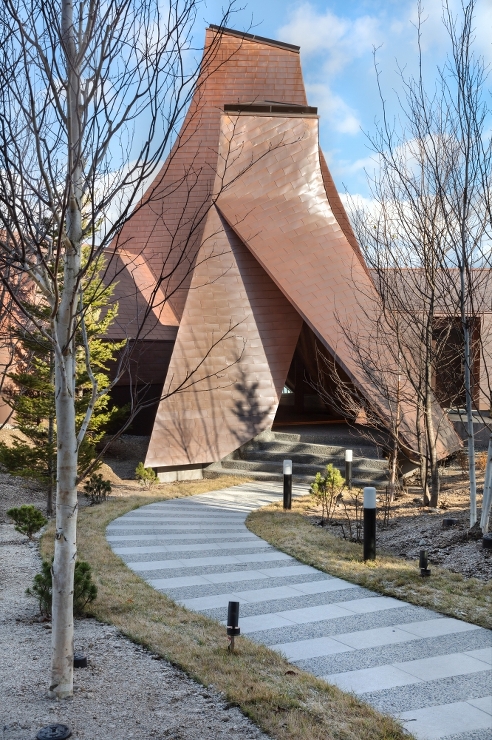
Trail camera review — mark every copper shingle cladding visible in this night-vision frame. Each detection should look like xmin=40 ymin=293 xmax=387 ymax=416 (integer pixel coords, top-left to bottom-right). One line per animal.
xmin=109 ymin=25 xmax=460 ymax=468
xmin=145 ymin=109 xmax=460 ymax=467
xmin=145 ymin=208 xmax=303 ymax=466
xmin=110 ymin=26 xmax=365 ymax=331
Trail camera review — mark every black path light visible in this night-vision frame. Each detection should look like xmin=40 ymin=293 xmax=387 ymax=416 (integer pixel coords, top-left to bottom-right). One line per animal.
xmin=227 ymin=600 xmax=240 ymax=652
xmin=345 ymin=450 xmax=353 ymax=491
xmin=363 ymin=487 xmax=377 ymax=561
xmin=419 ymin=539 xmax=431 ymax=576
xmin=36 ymin=725 xmax=72 ymax=740
xmin=442 ymin=517 xmax=459 ymax=529
xmin=73 ymin=651 xmax=88 ymax=668
xmin=283 ymin=459 xmax=292 ymax=510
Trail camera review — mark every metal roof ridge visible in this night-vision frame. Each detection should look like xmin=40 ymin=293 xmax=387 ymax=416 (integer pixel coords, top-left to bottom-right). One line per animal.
xmin=207 ymin=25 xmax=300 ymax=53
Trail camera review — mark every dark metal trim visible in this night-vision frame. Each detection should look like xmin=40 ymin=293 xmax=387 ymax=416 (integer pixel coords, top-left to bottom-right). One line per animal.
xmin=224 ymin=102 xmax=317 ymax=115
xmin=208 ymin=25 xmax=300 ymax=52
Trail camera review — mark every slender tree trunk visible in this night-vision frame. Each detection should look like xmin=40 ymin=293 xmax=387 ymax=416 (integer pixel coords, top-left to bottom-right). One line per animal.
xmin=388 ymin=447 xmax=397 ymax=503
xmin=417 ymin=397 xmax=430 ymax=505
xmin=49 ymin=331 xmax=78 ymax=698
xmin=47 ymin=349 xmax=55 ymax=517
xmin=49 ymin=0 xmax=83 ymax=698
xmin=388 ymin=366 xmax=401 ymax=503
xmin=480 ymin=432 xmax=492 ymax=533
xmin=426 ymin=385 xmax=439 ymax=507
xmin=463 ymin=321 xmax=477 ymax=526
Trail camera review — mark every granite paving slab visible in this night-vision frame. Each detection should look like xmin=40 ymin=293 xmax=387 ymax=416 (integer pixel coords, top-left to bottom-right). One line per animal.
xmin=106 ymin=482 xmax=492 ymax=740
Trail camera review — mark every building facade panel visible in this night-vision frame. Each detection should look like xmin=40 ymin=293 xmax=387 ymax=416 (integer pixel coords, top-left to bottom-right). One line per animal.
xmin=145 ymin=207 xmax=303 ymax=468
xmin=215 ymin=111 xmax=460 ymax=460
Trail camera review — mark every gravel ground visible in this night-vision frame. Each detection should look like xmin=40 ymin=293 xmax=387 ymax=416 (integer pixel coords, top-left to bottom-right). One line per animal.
xmin=0 ymin=473 xmax=46 ymax=522
xmin=0 ymin=523 xmax=270 ymax=740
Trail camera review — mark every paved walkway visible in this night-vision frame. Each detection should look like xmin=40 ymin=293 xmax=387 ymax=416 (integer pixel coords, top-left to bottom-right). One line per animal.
xmin=106 ymin=483 xmax=492 ymax=740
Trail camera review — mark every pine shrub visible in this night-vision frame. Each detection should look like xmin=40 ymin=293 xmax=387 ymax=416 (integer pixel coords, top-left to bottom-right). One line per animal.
xmin=84 ymin=473 xmax=112 ymax=504
xmin=26 ymin=559 xmax=97 ymax=617
xmin=135 ymin=462 xmax=158 ymax=489
xmin=7 ymin=504 xmax=47 ymax=539
xmin=310 ymin=463 xmax=345 ymax=525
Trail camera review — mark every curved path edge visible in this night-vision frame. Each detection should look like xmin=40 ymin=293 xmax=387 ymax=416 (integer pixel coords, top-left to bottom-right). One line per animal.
xmin=106 ymin=482 xmax=492 ymax=740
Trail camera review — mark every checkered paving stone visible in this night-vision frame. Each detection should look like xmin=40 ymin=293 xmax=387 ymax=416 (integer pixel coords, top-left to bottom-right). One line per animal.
xmin=107 ymin=483 xmax=492 ymax=740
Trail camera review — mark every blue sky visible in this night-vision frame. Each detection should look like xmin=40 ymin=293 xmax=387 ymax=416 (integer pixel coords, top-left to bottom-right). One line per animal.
xmin=199 ymin=0 xmax=492 ymax=198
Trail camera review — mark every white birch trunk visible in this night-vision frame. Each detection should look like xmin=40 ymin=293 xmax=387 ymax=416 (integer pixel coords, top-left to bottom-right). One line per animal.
xmin=480 ymin=433 xmax=492 ymax=533
xmin=426 ymin=369 xmax=440 ymax=507
xmin=49 ymin=0 xmax=83 ymax=698
xmin=49 ymin=324 xmax=78 ymax=698
xmin=463 ymin=324 xmax=477 ymax=526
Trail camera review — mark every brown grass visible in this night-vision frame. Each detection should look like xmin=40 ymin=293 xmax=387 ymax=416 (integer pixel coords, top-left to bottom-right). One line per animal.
xmin=40 ymin=478 xmax=410 ymax=740
xmin=247 ymin=496 xmax=492 ymax=630
xmin=475 ymin=451 xmax=487 ymax=473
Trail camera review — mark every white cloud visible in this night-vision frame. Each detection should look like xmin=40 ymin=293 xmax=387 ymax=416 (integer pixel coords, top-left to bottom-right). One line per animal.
xmin=339 ymin=191 xmax=380 ymax=216
xmin=277 ymin=4 xmax=385 ymax=138
xmin=343 ymin=155 xmax=378 ymax=174
xmin=278 ymin=4 xmax=382 ymax=75
xmin=307 ymin=83 xmax=360 ymax=135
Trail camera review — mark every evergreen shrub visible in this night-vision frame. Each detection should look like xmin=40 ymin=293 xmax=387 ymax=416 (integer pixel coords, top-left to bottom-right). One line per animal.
xmin=7 ymin=504 xmax=47 ymax=539
xmin=26 ymin=559 xmax=97 ymax=617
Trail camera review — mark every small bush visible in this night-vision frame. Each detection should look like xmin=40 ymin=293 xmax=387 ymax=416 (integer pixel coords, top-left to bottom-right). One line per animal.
xmin=26 ymin=559 xmax=52 ymax=616
xmin=26 ymin=558 xmax=97 ymax=617
xmin=84 ymin=473 xmax=112 ymax=504
xmin=310 ymin=464 xmax=345 ymax=525
xmin=135 ymin=462 xmax=158 ymax=489
xmin=7 ymin=504 xmax=47 ymax=539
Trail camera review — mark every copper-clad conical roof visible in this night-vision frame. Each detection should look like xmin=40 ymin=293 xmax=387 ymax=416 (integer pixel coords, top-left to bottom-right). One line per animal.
xmin=108 ymin=26 xmax=460 ymax=470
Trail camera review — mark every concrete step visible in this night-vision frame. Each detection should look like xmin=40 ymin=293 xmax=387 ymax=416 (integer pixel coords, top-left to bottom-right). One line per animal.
xmin=219 ymin=457 xmax=388 ymax=478
xmin=269 ymin=428 xmax=389 ymax=452
xmin=209 ymin=428 xmax=399 ymax=488
xmin=249 ymin=438 xmax=384 ymax=461
xmin=204 ymin=461 xmax=388 ymax=487
xmin=238 ymin=448 xmax=387 ymax=471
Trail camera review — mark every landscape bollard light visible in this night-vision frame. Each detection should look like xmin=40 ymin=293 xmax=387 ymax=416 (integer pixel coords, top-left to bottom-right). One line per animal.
xmin=363 ymin=487 xmax=377 ymax=561
xmin=283 ymin=459 xmax=293 ymax=510
xmin=227 ymin=600 xmax=240 ymax=652
xmin=36 ymin=725 xmax=72 ymax=740
xmin=345 ymin=450 xmax=353 ymax=490
xmin=419 ymin=539 xmax=431 ymax=576
xmin=73 ymin=652 xmax=88 ymax=668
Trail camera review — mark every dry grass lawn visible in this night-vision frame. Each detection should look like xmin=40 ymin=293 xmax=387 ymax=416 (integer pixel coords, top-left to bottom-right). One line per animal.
xmin=41 ymin=478 xmax=411 ymax=740
xmin=247 ymin=496 xmax=492 ymax=630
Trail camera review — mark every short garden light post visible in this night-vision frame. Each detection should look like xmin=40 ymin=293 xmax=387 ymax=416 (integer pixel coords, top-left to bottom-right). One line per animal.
xmin=419 ymin=539 xmax=431 ymax=576
xmin=345 ymin=450 xmax=353 ymax=490
xmin=363 ymin=486 xmax=377 ymax=561
xmin=73 ymin=652 xmax=88 ymax=668
xmin=227 ymin=600 xmax=240 ymax=652
xmin=36 ymin=725 xmax=72 ymax=739
xmin=283 ymin=459 xmax=293 ymax=510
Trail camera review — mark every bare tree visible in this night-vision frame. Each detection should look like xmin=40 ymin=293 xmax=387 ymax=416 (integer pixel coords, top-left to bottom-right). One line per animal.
xmin=339 ymin=174 xmax=460 ymax=508
xmin=433 ymin=0 xmax=492 ymax=527
xmin=0 ymin=271 xmax=21 ymax=426
xmin=315 ymin=307 xmax=409 ymax=502
xmin=0 ymin=0 xmax=247 ymax=699
xmin=341 ymin=0 xmax=491 ymax=517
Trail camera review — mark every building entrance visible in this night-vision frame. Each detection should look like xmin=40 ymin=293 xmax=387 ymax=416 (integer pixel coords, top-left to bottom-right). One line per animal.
xmin=273 ymin=322 xmax=349 ymax=426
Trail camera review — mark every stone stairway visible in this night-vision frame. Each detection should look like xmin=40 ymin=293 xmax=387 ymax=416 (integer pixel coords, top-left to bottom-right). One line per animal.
xmin=204 ymin=427 xmax=391 ymax=489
